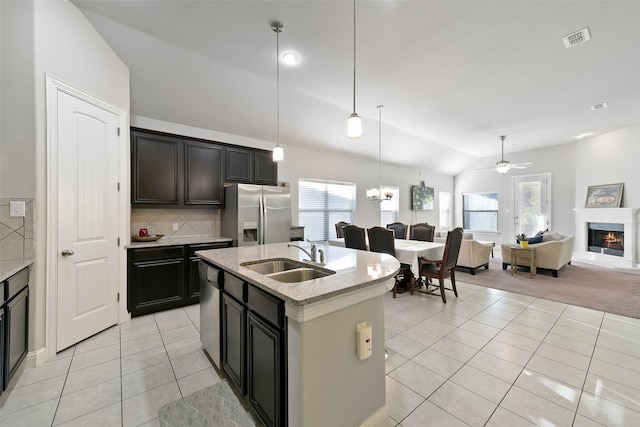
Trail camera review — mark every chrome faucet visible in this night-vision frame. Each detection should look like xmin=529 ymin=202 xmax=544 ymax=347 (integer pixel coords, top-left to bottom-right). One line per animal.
xmin=288 ymin=239 xmax=324 ymax=265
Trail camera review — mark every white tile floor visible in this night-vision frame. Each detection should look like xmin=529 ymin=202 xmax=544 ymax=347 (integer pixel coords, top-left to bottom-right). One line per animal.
xmin=1 ymin=282 xmax=639 ymax=426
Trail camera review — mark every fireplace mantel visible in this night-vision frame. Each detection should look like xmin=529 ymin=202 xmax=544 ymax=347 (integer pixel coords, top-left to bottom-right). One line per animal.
xmin=574 ymin=208 xmax=639 ymax=268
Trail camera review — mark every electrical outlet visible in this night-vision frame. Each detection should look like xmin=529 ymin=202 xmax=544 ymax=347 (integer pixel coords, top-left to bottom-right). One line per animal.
xmin=173 ymin=223 xmax=179 ymax=231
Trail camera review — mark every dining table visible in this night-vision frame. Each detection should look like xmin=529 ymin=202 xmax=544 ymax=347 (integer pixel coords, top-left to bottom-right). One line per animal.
xmin=327 ymin=238 xmax=445 ymax=277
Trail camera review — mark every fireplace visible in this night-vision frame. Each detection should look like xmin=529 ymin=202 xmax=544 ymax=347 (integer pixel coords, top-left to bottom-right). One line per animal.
xmin=588 ymin=222 xmax=624 ymax=257
xmin=574 ymin=208 xmax=639 ymax=268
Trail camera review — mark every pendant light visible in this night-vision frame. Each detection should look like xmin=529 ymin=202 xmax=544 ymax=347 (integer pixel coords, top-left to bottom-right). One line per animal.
xmin=367 ymin=105 xmax=393 ymax=201
xmin=347 ymin=0 xmax=362 ymax=139
xmin=271 ymin=21 xmax=284 ymax=162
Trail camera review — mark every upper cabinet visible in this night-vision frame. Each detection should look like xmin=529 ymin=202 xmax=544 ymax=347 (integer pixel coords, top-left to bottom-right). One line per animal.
xmin=131 ymin=128 xmax=278 ymax=207
xmin=131 ymin=128 xmax=224 ymax=207
xmin=254 ymin=151 xmax=278 ymax=186
xmin=226 ymin=147 xmax=278 ymax=186
xmin=131 ymin=130 xmax=181 ymax=204
xmin=184 ymin=141 xmax=223 ymax=205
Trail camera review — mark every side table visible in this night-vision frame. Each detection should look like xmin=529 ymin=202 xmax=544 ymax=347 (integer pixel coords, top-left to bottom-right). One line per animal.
xmin=511 ymin=247 xmax=536 ymax=278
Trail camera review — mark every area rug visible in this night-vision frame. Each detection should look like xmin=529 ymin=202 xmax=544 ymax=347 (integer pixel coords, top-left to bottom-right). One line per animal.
xmin=158 ymin=380 xmax=260 ymax=427
xmin=454 ymin=258 xmax=640 ymax=319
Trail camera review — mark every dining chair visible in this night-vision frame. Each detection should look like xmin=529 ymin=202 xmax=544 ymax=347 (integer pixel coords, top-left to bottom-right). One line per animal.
xmin=335 ymin=221 xmax=350 ymax=238
xmin=343 ymin=225 xmax=367 ymax=250
xmin=409 ymin=223 xmax=435 ymax=242
xmin=417 ymin=227 xmax=464 ymax=303
xmin=367 ymin=226 xmax=414 ymax=298
xmin=386 ymin=222 xmax=408 ymax=239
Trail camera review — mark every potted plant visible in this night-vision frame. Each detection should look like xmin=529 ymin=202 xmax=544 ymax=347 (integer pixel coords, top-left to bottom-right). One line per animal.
xmin=516 ymin=233 xmax=528 ymax=248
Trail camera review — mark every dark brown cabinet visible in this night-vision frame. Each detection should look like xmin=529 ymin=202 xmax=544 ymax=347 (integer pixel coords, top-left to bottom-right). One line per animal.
xmin=226 ymin=147 xmax=253 ymax=183
xmin=127 ymin=246 xmax=186 ymax=316
xmin=2 ymin=267 xmax=29 ymax=393
xmin=222 ymin=292 xmax=246 ymax=392
xmin=127 ymin=241 xmax=231 ymax=316
xmin=131 ymin=130 xmax=181 ymax=205
xmin=226 ymin=147 xmax=278 ymax=186
xmin=254 ymin=151 xmax=278 ymax=186
xmin=185 ymin=141 xmax=223 ymax=205
xmin=131 ymin=128 xmax=223 ymax=207
xmin=220 ymin=272 xmax=286 ymax=427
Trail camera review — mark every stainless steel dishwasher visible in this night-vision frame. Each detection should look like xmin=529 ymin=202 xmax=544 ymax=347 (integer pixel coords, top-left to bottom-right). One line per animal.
xmin=199 ymin=260 xmax=221 ymax=368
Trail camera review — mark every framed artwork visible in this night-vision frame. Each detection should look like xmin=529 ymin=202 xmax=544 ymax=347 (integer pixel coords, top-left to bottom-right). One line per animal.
xmin=585 ymin=183 xmax=624 ymax=208
xmin=411 ymin=185 xmax=434 ymax=210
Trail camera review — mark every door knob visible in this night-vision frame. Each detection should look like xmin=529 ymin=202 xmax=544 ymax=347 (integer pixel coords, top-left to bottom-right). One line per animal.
xmin=61 ymin=249 xmax=75 ymax=256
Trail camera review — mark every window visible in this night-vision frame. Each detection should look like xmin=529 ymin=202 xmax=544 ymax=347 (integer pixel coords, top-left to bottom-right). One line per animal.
xmin=298 ymin=178 xmax=356 ymax=241
xmin=380 ymin=186 xmax=399 ymax=226
xmin=463 ymin=192 xmax=498 ymax=231
xmin=439 ymin=192 xmax=452 ymax=231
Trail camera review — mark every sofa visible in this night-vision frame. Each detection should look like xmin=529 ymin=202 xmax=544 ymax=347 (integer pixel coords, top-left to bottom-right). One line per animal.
xmin=434 ymin=231 xmax=494 ymax=274
xmin=501 ymin=234 xmax=575 ymax=277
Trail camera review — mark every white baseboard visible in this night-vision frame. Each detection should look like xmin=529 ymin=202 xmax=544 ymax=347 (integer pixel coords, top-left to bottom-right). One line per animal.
xmin=26 ymin=347 xmax=47 ymax=368
xmin=360 ymin=405 xmax=388 ymax=427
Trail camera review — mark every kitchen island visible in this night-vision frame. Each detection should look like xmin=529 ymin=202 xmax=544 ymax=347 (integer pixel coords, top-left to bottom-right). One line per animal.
xmin=196 ymin=242 xmax=400 ymax=427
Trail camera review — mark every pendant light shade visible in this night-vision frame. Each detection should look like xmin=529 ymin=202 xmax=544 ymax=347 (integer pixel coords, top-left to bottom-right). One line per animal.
xmin=347 ymin=113 xmax=362 ymax=139
xmin=272 ymin=21 xmax=284 ymax=162
xmin=272 ymin=145 xmax=284 ymax=162
xmin=347 ymin=0 xmax=362 ymax=139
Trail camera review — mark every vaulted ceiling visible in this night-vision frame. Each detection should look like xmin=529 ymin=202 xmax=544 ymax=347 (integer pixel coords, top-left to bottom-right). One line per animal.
xmin=72 ymin=0 xmax=640 ymax=175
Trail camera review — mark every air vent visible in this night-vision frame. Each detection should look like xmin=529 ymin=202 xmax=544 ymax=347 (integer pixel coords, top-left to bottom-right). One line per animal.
xmin=562 ymin=28 xmax=591 ymax=48
xmin=591 ymin=102 xmax=608 ymax=111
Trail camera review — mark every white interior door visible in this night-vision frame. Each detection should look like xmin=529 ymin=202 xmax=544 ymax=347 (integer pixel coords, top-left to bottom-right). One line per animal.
xmin=55 ymin=90 xmax=120 ymax=351
xmin=513 ymin=174 xmax=551 ymax=238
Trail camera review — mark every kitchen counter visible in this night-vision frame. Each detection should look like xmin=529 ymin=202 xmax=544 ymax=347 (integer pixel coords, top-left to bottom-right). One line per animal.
xmin=197 ymin=241 xmax=396 ymax=427
xmin=196 ymin=241 xmax=400 ymax=307
xmin=1 ymin=259 xmax=34 ymax=282
xmin=125 ymin=235 xmax=232 ymax=249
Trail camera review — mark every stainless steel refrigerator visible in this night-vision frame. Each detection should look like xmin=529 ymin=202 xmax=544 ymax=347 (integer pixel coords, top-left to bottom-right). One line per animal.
xmin=222 ymin=183 xmax=291 ymax=247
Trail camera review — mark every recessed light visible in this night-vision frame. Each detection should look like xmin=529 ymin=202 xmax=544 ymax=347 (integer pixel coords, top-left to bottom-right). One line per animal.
xmin=282 ymin=52 xmax=300 ymax=65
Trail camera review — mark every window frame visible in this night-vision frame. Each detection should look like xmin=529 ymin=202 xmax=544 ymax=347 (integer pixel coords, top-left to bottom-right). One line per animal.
xmin=298 ymin=178 xmax=356 ymax=241
xmin=462 ymin=191 xmax=499 ymax=232
xmin=439 ymin=191 xmax=452 ymax=231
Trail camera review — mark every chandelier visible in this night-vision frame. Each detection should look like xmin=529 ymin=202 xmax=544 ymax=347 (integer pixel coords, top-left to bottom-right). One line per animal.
xmin=367 ymin=105 xmax=393 ymax=201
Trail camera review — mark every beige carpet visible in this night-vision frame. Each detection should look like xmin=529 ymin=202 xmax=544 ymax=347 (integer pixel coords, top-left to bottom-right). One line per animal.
xmin=453 ymin=257 xmax=640 ymax=319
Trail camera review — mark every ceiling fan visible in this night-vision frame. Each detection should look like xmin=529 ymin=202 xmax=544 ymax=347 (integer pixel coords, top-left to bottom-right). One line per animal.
xmin=484 ymin=135 xmax=533 ymax=174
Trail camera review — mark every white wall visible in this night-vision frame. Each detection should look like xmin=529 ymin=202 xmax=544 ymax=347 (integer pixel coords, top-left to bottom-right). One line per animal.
xmin=132 ymin=115 xmax=454 ymax=231
xmin=2 ymin=0 xmax=130 ymax=356
xmin=455 ymin=142 xmax=577 ymax=245
xmin=575 ymin=124 xmax=640 ymax=208
xmin=0 ymin=0 xmax=36 ymax=197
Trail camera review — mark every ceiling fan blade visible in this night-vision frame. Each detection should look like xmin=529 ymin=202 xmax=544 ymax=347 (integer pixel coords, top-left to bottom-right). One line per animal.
xmin=511 ymin=165 xmax=528 ymax=169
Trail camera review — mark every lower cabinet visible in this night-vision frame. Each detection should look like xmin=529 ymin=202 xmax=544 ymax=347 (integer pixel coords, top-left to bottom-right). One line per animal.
xmin=221 ymin=272 xmax=286 ymax=427
xmin=247 ymin=312 xmax=283 ymax=427
xmin=127 ymin=241 xmax=231 ymax=316
xmin=1 ymin=267 xmax=30 ymax=394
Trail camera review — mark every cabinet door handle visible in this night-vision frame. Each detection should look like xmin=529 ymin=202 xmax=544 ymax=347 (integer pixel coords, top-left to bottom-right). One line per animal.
xmin=61 ymin=249 xmax=75 ymax=256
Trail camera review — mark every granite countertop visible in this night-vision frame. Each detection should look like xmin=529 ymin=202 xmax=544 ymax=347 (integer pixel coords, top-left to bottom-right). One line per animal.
xmin=125 ymin=235 xmax=233 ymax=249
xmin=196 ymin=242 xmax=400 ymax=306
xmin=0 ymin=259 xmax=34 ymax=283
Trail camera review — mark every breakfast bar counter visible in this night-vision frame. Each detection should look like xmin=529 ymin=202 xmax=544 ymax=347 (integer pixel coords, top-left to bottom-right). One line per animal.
xmin=196 ymin=242 xmax=399 ymax=427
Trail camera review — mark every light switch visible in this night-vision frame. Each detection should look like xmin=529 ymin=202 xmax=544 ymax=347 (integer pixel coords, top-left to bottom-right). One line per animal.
xmin=10 ymin=201 xmax=26 ymax=217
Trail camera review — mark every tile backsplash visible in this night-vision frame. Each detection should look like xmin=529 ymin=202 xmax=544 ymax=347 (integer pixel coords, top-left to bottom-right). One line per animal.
xmin=131 ymin=208 xmax=222 ymax=239
xmin=0 ymin=198 xmax=35 ymax=261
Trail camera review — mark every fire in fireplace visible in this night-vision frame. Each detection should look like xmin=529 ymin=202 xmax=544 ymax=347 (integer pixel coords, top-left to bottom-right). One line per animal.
xmin=588 ymin=222 xmax=624 ymax=257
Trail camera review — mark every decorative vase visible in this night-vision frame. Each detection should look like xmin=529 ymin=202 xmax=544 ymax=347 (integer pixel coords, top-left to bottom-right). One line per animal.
xmin=520 ymin=240 xmax=529 ymax=248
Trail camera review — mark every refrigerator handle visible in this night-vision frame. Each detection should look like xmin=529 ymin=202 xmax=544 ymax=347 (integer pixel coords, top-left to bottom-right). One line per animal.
xmin=259 ymin=193 xmax=265 ymax=244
